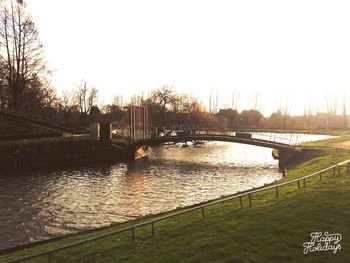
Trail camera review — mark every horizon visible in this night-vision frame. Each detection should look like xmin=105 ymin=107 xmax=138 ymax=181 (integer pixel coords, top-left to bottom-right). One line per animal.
xmin=26 ymin=0 xmax=350 ymax=115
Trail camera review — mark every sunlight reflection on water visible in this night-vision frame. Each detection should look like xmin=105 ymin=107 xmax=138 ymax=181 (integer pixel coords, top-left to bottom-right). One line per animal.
xmin=0 ymin=133 xmax=331 ymax=249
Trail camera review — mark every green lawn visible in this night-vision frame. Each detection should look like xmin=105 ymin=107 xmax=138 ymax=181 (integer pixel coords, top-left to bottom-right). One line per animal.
xmin=1 ymin=144 xmax=350 ymax=262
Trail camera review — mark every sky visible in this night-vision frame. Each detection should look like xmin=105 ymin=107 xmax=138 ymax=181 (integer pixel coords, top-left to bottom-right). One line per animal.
xmin=26 ymin=0 xmax=350 ymax=116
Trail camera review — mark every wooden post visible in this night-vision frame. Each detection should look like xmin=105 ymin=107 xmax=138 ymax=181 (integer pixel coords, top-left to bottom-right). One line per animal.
xmin=319 ymin=172 xmax=322 ymax=180
xmin=248 ymin=194 xmax=252 ymax=207
xmin=303 ymin=178 xmax=306 ymax=187
xmin=333 ymin=167 xmax=336 ymax=175
xmin=297 ymin=180 xmax=300 ymax=189
xmin=201 ymin=207 xmax=205 ymax=220
xmin=239 ymin=196 xmax=243 ymax=209
xmin=347 ymin=162 xmax=350 ymax=174
xmin=338 ymin=165 xmax=341 ymax=176
xmin=275 ymin=186 xmax=279 ymax=198
xmin=151 ymin=222 xmax=155 ymax=237
xmin=132 ymin=228 xmax=135 ymax=242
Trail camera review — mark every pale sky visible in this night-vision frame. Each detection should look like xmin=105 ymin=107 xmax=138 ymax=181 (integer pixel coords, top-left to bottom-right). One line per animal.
xmin=26 ymin=0 xmax=350 ymax=115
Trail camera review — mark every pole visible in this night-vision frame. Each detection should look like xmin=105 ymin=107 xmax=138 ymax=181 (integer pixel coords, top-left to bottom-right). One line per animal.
xmin=143 ymin=107 xmax=146 ymax=140
xmin=129 ymin=106 xmax=133 ymax=144
xmin=239 ymin=196 xmax=243 ymax=209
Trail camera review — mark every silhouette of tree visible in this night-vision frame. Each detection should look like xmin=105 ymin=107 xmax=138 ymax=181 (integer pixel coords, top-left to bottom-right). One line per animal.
xmin=151 ymin=85 xmax=176 ymax=111
xmin=0 ymin=0 xmax=47 ymax=110
xmin=60 ymin=89 xmax=77 ymax=124
xmin=76 ymin=80 xmax=98 ymax=124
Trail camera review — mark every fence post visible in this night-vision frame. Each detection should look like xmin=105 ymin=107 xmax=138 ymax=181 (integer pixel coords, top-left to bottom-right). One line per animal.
xmin=275 ymin=186 xmax=279 ymax=198
xmin=347 ymin=162 xmax=350 ymax=174
xmin=333 ymin=167 xmax=336 ymax=175
xmin=239 ymin=196 xmax=243 ymax=209
xmin=201 ymin=207 xmax=205 ymax=221
xmin=248 ymin=194 xmax=252 ymax=207
xmin=132 ymin=228 xmax=135 ymax=242
xmin=338 ymin=165 xmax=341 ymax=176
xmin=303 ymin=178 xmax=306 ymax=187
xmin=297 ymin=180 xmax=300 ymax=189
xmin=319 ymin=172 xmax=322 ymax=180
xmin=151 ymin=222 xmax=155 ymax=237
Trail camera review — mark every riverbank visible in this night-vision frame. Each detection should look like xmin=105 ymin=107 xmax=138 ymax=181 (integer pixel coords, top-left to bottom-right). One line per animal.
xmin=1 ymin=137 xmax=350 ymax=262
xmin=0 ymin=135 xmax=131 ymax=171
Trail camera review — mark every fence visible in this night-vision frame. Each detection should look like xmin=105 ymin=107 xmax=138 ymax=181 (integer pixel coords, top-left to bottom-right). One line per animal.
xmin=6 ymin=159 xmax=350 ymax=263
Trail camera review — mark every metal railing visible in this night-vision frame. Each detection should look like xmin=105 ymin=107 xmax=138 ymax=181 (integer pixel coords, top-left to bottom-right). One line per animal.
xmin=252 ymin=132 xmax=301 ymax=145
xmin=6 ymin=159 xmax=350 ymax=263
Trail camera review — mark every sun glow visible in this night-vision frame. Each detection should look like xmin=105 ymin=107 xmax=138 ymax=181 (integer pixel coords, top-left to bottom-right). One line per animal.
xmin=26 ymin=0 xmax=350 ymax=115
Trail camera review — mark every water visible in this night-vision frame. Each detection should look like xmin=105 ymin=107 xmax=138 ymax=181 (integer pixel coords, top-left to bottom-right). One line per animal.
xmin=0 ymin=133 xmax=331 ymax=250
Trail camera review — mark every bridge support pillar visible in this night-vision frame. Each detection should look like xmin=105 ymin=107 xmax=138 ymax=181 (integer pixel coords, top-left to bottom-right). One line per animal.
xmin=273 ymin=149 xmax=295 ymax=171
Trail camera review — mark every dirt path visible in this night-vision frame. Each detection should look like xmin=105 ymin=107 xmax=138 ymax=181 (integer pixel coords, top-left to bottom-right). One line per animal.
xmin=331 ymin=141 xmax=350 ymax=150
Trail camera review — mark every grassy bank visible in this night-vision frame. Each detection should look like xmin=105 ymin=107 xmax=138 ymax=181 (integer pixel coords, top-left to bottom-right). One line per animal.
xmin=1 ymin=144 xmax=350 ymax=262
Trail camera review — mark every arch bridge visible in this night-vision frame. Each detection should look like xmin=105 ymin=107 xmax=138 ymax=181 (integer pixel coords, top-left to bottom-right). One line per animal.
xmin=124 ymin=106 xmax=311 ymax=171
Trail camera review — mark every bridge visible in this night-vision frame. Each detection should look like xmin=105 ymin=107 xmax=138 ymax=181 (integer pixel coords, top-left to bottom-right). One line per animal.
xmin=124 ymin=106 xmax=314 ymax=171
xmin=131 ymin=133 xmax=304 ymax=170
xmin=132 ymin=133 xmax=300 ymax=151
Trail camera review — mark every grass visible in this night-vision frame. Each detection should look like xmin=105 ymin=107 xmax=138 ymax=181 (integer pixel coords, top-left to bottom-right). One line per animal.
xmin=1 ymin=142 xmax=350 ymax=262
xmin=301 ymin=134 xmax=350 ymax=147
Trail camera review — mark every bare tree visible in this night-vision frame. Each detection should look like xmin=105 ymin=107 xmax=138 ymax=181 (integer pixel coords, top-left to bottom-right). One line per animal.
xmin=130 ymin=92 xmax=143 ymax=107
xmin=277 ymin=97 xmax=293 ymax=129
xmin=208 ymin=88 xmax=213 ymax=113
xmin=325 ymin=93 xmax=338 ymax=130
xmin=304 ymin=99 xmax=313 ymax=129
xmin=231 ymin=91 xmax=240 ymax=111
xmin=343 ymin=96 xmax=347 ymax=129
xmin=251 ymin=92 xmax=263 ymax=112
xmin=76 ymin=80 xmax=98 ymax=124
xmin=214 ymin=91 xmax=219 ymax=113
xmin=0 ymin=0 xmax=47 ymax=110
xmin=208 ymin=88 xmax=219 ymax=113
xmin=325 ymin=94 xmax=338 ymax=116
xmin=151 ymin=85 xmax=176 ymax=112
xmin=60 ymin=89 xmax=77 ymax=124
xmin=112 ymin=94 xmax=124 ymax=108
xmin=175 ymin=93 xmax=204 ymax=113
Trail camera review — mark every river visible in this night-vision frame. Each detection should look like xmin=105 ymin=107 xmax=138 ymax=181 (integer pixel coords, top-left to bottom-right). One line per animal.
xmin=0 ymin=133 xmax=331 ymax=250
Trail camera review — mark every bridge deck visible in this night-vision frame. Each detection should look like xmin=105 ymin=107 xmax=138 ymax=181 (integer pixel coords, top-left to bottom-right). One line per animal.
xmin=133 ymin=134 xmax=301 ymax=151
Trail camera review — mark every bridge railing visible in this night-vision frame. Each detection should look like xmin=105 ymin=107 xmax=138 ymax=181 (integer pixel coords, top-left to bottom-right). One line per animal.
xmin=144 ymin=129 xmax=300 ymax=146
xmin=7 ymin=159 xmax=350 ymax=263
xmin=252 ymin=132 xmax=301 ymax=145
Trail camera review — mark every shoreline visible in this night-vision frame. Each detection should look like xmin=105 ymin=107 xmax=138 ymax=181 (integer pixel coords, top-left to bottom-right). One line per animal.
xmin=0 ymin=136 xmax=132 ymax=172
